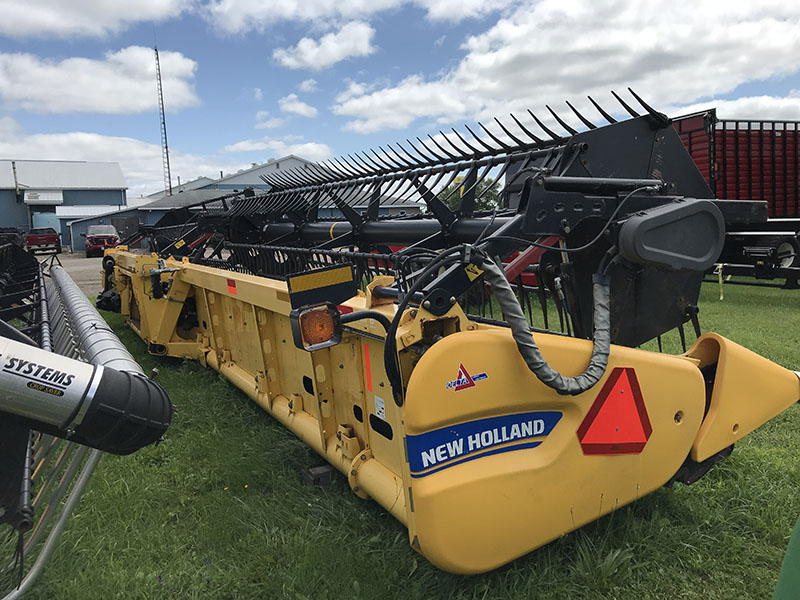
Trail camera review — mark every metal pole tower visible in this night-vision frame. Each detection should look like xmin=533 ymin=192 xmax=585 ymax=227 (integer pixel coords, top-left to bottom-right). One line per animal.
xmin=154 ymin=46 xmax=173 ymax=196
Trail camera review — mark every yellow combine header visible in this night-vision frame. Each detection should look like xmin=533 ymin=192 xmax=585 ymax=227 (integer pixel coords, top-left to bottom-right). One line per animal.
xmin=98 ymin=92 xmax=799 ymax=573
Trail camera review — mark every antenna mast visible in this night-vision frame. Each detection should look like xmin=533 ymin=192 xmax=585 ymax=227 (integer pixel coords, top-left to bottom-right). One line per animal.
xmin=154 ymin=46 xmax=173 ymax=195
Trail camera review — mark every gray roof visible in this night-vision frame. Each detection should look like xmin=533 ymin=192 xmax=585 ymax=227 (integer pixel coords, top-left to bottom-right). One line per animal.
xmin=216 ymin=154 xmax=312 ymax=184
xmin=146 ymin=176 xmax=215 ymax=198
xmin=0 ymin=160 xmax=126 ymax=190
xmin=138 ymin=189 xmax=236 ymax=209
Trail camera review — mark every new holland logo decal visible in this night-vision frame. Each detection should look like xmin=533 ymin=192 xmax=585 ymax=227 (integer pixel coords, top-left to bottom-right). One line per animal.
xmin=446 ymin=363 xmax=488 ymax=391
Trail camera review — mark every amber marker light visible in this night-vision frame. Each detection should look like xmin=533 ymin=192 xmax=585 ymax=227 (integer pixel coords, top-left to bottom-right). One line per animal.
xmin=290 ymin=302 xmax=343 ymax=352
xmin=300 ymin=307 xmax=336 ymax=346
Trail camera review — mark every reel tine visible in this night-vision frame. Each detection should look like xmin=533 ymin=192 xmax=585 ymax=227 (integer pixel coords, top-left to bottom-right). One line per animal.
xmin=359 ymin=150 xmax=388 ymax=172
xmin=403 ymin=139 xmax=434 ymax=162
xmin=611 ymin=90 xmax=640 ymax=118
xmin=394 ymin=173 xmax=423 ymax=203
xmin=333 ymin=157 xmax=362 ymax=177
xmin=284 ymin=167 xmax=317 ymax=186
xmin=270 ymin=169 xmax=301 ymax=188
xmin=306 ymin=162 xmax=335 ymax=183
xmin=439 ymin=129 xmax=471 ymax=156
xmin=265 ymin=170 xmax=294 ymax=188
xmin=566 ymin=100 xmax=596 ymax=129
xmin=260 ymin=173 xmax=281 ymax=188
xmin=451 ymin=128 xmax=482 ymax=155
xmin=463 ymin=124 xmax=496 ymax=152
xmin=426 ymin=133 xmax=459 ymax=160
xmin=587 ymin=95 xmax=617 ymax=123
xmin=320 ymin=160 xmax=346 ymax=179
xmin=393 ymin=143 xmax=422 ymax=167
xmin=628 ymin=88 xmax=670 ymax=125
xmin=493 ymin=117 xmax=526 ymax=146
xmin=351 ymin=151 xmax=379 ymax=173
xmin=546 ymin=105 xmax=578 ymax=135
xmin=509 ymin=113 xmax=545 ymax=144
xmin=380 ymin=145 xmax=413 ymax=168
xmin=416 ymin=136 xmax=447 ymax=161
xmin=527 ymin=110 xmax=561 ymax=140
xmin=373 ymin=150 xmax=401 ymax=171
xmin=346 ymin=153 xmax=373 ymax=175
xmin=293 ymin=163 xmax=323 ymax=183
xmin=478 ymin=121 xmax=513 ymax=150
xmin=291 ymin=164 xmax=323 ymax=186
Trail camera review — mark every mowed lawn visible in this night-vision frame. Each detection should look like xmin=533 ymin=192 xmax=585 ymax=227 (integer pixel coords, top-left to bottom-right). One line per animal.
xmin=25 ymin=281 xmax=800 ymax=600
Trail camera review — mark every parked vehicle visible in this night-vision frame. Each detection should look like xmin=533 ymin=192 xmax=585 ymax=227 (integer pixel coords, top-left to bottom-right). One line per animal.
xmin=83 ymin=225 xmax=120 ymax=257
xmin=673 ymin=110 xmax=800 ymax=268
xmin=0 ymin=227 xmax=23 ymax=247
xmin=24 ymin=227 xmax=61 ymax=254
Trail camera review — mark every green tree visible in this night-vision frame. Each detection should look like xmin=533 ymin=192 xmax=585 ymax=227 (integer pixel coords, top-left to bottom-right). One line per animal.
xmin=436 ymin=177 xmax=500 ymax=212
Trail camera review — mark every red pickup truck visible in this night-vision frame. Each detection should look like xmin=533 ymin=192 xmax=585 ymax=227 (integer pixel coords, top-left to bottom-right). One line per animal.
xmin=24 ymin=227 xmax=61 ymax=254
xmin=83 ymin=225 xmax=120 ymax=257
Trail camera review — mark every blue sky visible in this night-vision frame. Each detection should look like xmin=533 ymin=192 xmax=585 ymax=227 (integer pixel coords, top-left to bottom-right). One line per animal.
xmin=1 ymin=1 xmax=799 ymax=196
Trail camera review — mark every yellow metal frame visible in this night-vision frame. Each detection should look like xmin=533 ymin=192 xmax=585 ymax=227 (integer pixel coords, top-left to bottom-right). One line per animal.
xmin=106 ymin=248 xmax=800 ymax=574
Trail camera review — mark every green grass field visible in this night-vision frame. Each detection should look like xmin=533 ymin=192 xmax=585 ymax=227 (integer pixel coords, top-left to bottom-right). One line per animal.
xmin=24 ymin=281 xmax=800 ymax=600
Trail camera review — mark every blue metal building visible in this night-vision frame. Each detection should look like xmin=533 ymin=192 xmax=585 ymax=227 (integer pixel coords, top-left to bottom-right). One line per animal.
xmin=0 ymin=160 xmax=127 ymax=245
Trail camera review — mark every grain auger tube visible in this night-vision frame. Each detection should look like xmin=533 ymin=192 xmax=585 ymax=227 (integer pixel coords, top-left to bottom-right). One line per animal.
xmin=101 ymin=90 xmax=799 ymax=573
xmin=0 ymin=244 xmax=174 ymax=597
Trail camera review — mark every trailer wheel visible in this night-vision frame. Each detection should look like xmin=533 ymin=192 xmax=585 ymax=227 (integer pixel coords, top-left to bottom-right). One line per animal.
xmin=776 ymin=237 xmax=800 ymax=268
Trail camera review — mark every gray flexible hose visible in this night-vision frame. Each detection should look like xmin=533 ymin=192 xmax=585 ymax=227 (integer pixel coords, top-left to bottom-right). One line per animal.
xmin=479 ymin=257 xmax=611 ymax=395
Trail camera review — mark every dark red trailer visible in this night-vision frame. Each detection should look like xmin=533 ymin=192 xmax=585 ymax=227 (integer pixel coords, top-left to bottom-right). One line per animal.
xmin=673 ymin=110 xmax=800 ymax=269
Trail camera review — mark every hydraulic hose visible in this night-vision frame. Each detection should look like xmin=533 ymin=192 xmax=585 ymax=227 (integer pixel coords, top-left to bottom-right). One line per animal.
xmin=384 ymin=246 xmax=465 ymax=405
xmin=478 ymin=256 xmax=611 ymax=395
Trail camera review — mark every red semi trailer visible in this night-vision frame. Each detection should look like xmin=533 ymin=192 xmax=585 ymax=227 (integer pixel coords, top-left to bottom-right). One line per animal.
xmin=673 ymin=110 xmax=800 ymax=273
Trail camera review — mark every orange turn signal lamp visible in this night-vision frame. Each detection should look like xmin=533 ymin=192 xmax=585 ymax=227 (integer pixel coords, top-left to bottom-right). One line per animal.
xmin=290 ymin=302 xmax=343 ymax=352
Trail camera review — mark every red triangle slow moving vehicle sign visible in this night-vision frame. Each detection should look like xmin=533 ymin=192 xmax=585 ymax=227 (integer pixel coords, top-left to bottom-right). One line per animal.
xmin=577 ymin=367 xmax=652 ymax=455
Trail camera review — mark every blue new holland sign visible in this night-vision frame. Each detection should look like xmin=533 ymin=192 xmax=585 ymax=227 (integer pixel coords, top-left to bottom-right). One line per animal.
xmin=406 ymin=411 xmax=562 ymax=478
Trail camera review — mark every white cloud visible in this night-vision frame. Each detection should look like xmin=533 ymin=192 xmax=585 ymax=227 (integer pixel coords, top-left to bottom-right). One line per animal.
xmin=334 ymin=80 xmax=373 ymax=103
xmin=0 ymin=118 xmax=247 ymax=196
xmin=253 ymin=87 xmax=263 ymax=101
xmin=666 ymin=91 xmax=800 ymax=121
xmin=254 ymin=110 xmax=285 ymax=129
xmin=299 ymin=78 xmax=318 ymax=93
xmin=0 ymin=0 xmax=189 ymax=38
xmin=0 ymin=46 xmax=199 ymax=114
xmin=223 ymin=135 xmax=332 ymax=160
xmin=420 ymin=0 xmax=512 ymax=20
xmin=335 ymin=75 xmax=469 ymax=133
xmin=255 ymin=118 xmax=285 ymax=129
xmin=332 ymin=0 xmax=800 ymax=133
xmin=273 ymin=22 xmax=375 ymax=71
xmin=204 ymin=0 xmax=513 ymax=33
xmin=278 ymin=93 xmax=318 ymax=117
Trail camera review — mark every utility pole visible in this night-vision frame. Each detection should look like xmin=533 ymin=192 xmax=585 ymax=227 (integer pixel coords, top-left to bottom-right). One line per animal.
xmin=154 ymin=46 xmax=173 ymax=196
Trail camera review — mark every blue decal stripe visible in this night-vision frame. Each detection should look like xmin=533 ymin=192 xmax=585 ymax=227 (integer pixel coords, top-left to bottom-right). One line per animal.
xmin=410 ymin=441 xmax=542 ymax=478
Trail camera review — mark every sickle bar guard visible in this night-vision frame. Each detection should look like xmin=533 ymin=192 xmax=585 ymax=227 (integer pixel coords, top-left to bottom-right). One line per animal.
xmin=102 ymin=91 xmax=799 ymax=573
